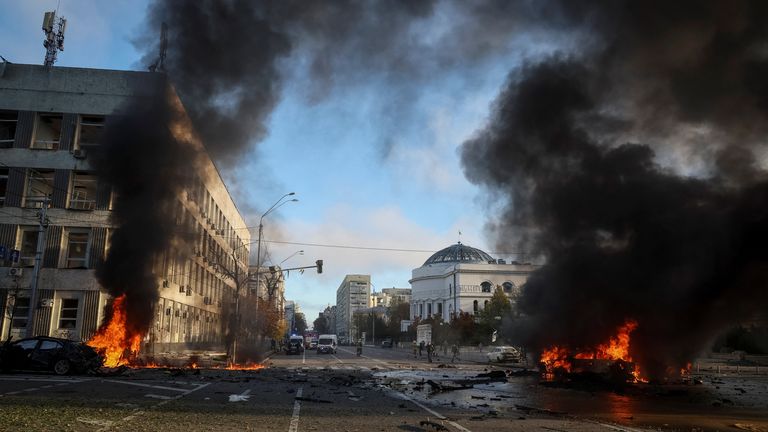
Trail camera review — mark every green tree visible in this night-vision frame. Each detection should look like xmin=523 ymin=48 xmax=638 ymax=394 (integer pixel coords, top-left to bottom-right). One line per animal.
xmin=479 ymin=285 xmax=512 ymax=343
xmin=293 ymin=312 xmax=308 ymax=334
xmin=313 ymin=316 xmax=329 ymax=334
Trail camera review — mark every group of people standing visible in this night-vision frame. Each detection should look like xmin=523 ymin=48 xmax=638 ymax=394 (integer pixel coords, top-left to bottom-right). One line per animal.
xmin=412 ymin=340 xmax=461 ymax=363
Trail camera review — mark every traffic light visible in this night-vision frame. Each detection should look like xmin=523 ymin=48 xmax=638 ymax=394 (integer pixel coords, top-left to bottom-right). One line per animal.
xmin=316 ymin=259 xmax=323 ymax=274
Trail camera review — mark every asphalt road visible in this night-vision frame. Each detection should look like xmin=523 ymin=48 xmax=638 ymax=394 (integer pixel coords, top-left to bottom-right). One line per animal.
xmin=1 ymin=346 xmax=767 ymax=432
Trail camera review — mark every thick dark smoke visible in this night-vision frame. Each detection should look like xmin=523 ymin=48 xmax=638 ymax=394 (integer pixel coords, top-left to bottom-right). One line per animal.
xmin=97 ymin=0 xmax=546 ymax=341
xmin=461 ymin=1 xmax=768 ymax=378
xmin=93 ymin=79 xmax=197 ymax=338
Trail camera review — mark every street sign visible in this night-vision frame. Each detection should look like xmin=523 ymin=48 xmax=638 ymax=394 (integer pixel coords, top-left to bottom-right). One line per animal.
xmin=0 ymin=245 xmax=6 ymax=260
xmin=9 ymin=249 xmax=20 ymax=263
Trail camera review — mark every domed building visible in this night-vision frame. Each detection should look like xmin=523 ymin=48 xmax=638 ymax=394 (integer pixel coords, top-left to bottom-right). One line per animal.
xmin=409 ymin=243 xmax=538 ymax=321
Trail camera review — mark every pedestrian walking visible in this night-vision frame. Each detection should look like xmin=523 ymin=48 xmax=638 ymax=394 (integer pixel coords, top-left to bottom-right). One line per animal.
xmin=451 ymin=343 xmax=460 ymax=363
xmin=418 ymin=341 xmax=424 ymax=358
xmin=427 ymin=342 xmax=434 ymax=363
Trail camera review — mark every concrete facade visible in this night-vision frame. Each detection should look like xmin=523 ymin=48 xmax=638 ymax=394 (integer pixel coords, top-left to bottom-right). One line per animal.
xmin=371 ymin=287 xmax=411 ymax=307
xmin=0 ymin=63 xmax=250 ymax=353
xmin=335 ymin=274 xmax=370 ymax=341
xmin=409 ymin=243 xmax=537 ymax=321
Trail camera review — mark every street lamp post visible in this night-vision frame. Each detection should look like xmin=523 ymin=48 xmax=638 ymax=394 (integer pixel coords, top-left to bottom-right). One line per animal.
xmin=254 ymin=193 xmax=297 ymax=306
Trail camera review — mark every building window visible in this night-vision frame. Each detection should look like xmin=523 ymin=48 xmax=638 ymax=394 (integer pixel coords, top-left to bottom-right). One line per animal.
xmin=24 ymin=169 xmax=54 ymax=208
xmin=70 ymin=172 xmax=97 ymax=210
xmin=437 ymin=303 xmax=442 ymax=316
xmin=473 ymin=300 xmax=479 ymax=314
xmin=57 ymin=298 xmax=79 ymax=329
xmin=19 ymin=228 xmax=39 ymax=267
xmin=503 ymin=281 xmax=514 ymax=293
xmin=32 ymin=113 xmax=63 ymax=150
xmin=76 ymin=115 xmax=104 ymax=148
xmin=427 ymin=303 xmax=432 ymax=317
xmin=0 ymin=110 xmax=17 ymax=148
xmin=11 ymin=297 xmax=30 ymax=329
xmin=419 ymin=303 xmax=423 ymax=317
xmin=481 ymin=281 xmax=492 ymax=293
xmin=0 ymin=168 xmax=7 ymax=207
xmin=65 ymin=230 xmax=90 ymax=268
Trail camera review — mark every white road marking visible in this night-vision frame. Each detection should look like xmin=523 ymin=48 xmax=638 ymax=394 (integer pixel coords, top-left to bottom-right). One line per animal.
xmin=229 ymin=388 xmax=251 ymax=402
xmin=0 ymin=376 xmax=90 ymax=383
xmin=100 ymin=379 xmax=192 ymax=392
xmin=97 ymin=383 xmax=210 ymax=432
xmin=585 ymin=420 xmax=649 ymax=432
xmin=330 ymin=354 xmax=344 ymax=364
xmin=394 ymin=392 xmax=472 ymax=432
xmin=288 ymin=387 xmax=303 ymax=432
xmin=302 ymin=350 xmax=306 ymax=365
xmin=145 ymin=394 xmax=173 ymax=400
xmin=336 ymin=347 xmax=394 ymax=368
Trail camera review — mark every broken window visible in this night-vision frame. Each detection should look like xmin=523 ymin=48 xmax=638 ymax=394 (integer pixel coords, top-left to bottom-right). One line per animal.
xmin=76 ymin=115 xmax=104 ymax=148
xmin=19 ymin=228 xmax=39 ymax=267
xmin=70 ymin=172 xmax=97 ymax=210
xmin=32 ymin=113 xmax=63 ymax=150
xmin=24 ymin=169 xmax=54 ymax=208
xmin=65 ymin=229 xmax=90 ymax=268
xmin=0 ymin=110 xmax=17 ymax=148
xmin=58 ymin=298 xmax=80 ymax=329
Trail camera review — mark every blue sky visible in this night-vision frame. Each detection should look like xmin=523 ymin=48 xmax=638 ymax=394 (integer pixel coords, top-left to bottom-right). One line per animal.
xmin=0 ymin=0 xmax=532 ymax=322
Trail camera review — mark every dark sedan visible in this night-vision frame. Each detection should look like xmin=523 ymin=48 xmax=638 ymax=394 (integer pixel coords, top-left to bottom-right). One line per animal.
xmin=0 ymin=336 xmax=103 ymax=375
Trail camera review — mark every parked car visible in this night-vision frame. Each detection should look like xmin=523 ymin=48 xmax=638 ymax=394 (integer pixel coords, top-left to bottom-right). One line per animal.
xmin=0 ymin=336 xmax=103 ymax=375
xmin=487 ymin=346 xmax=523 ymax=363
xmin=381 ymin=338 xmax=393 ymax=348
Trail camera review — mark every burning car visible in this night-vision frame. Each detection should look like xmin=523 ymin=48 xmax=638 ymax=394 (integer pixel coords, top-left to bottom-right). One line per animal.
xmin=0 ymin=336 xmax=104 ymax=375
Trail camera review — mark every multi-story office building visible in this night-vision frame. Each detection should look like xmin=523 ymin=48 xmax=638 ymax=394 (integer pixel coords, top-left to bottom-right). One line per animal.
xmin=335 ymin=274 xmax=370 ymax=341
xmin=0 ymin=62 xmax=250 ymax=352
xmin=371 ymin=287 xmax=411 ymax=308
xmin=284 ymin=300 xmax=300 ymax=336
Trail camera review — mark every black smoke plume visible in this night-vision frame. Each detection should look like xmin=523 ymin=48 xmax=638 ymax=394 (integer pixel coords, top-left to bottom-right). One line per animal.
xmin=95 ymin=0 xmax=548 ymax=344
xmin=461 ymin=1 xmax=768 ymax=378
xmin=93 ymin=79 xmax=197 ymax=340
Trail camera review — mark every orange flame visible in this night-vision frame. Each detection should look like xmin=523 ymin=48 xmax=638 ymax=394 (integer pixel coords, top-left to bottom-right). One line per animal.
xmin=574 ymin=320 xmax=637 ymax=362
xmin=225 ymin=362 xmax=266 ymax=371
xmin=541 ymin=319 xmax=644 ymax=381
xmin=87 ymin=294 xmax=142 ymax=367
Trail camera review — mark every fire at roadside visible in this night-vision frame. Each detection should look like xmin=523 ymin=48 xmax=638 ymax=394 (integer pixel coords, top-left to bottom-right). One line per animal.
xmin=84 ymin=293 xmax=266 ymax=373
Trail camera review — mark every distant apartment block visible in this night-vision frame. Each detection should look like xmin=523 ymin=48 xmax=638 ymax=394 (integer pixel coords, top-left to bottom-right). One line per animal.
xmin=335 ymin=274 xmax=370 ymax=341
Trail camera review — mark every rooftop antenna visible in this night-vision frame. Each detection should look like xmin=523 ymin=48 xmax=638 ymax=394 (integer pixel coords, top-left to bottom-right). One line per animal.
xmin=42 ymin=10 xmax=66 ymax=67
xmin=148 ymin=22 xmax=168 ymax=72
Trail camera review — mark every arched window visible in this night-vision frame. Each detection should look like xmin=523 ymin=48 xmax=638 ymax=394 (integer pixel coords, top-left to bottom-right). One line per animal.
xmin=481 ymin=281 xmax=492 ymax=293
xmin=473 ymin=300 xmax=478 ymax=314
xmin=484 ymin=300 xmax=489 ymax=309
xmin=503 ymin=281 xmax=514 ymax=293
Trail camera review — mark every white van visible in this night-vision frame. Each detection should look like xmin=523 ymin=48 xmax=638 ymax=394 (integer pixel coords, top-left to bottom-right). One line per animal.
xmin=316 ymin=334 xmax=337 ymax=354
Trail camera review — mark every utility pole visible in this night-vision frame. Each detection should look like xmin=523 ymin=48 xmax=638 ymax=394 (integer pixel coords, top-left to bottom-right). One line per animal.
xmin=26 ymin=197 xmax=49 ymax=338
